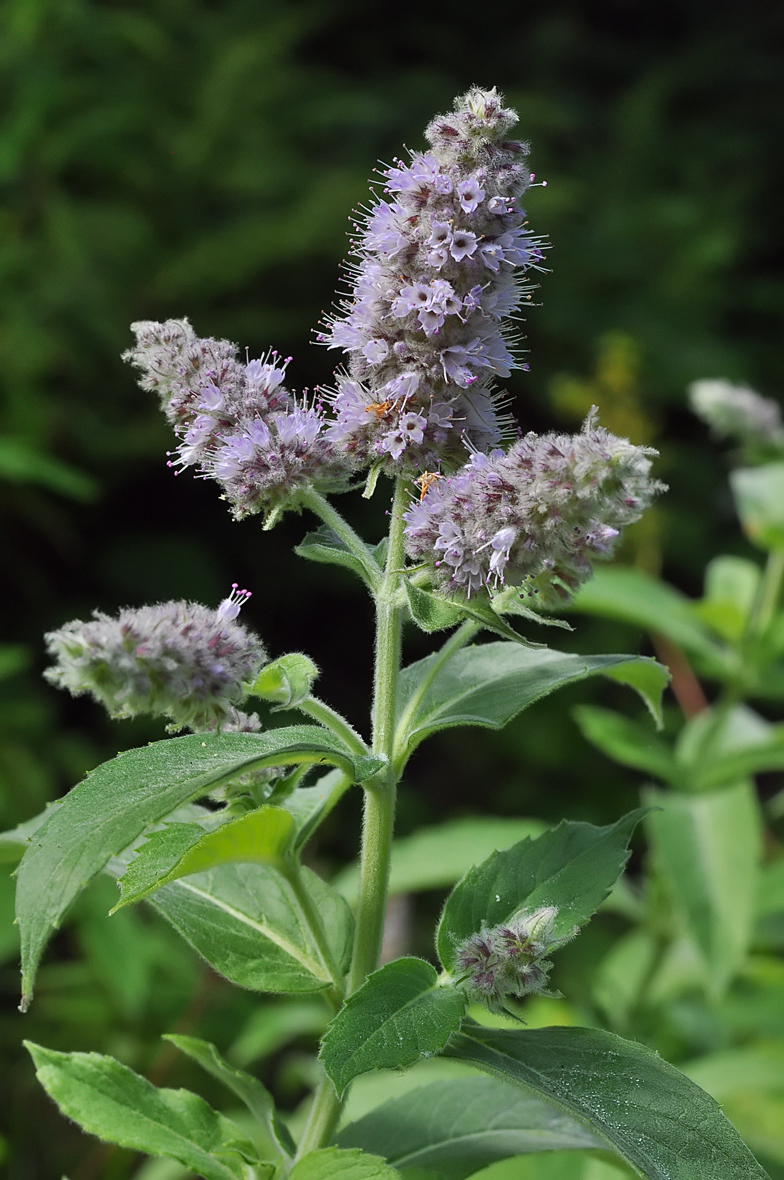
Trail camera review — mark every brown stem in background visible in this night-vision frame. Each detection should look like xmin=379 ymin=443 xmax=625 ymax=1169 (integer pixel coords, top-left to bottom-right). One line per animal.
xmin=651 ymin=633 xmax=708 ymax=719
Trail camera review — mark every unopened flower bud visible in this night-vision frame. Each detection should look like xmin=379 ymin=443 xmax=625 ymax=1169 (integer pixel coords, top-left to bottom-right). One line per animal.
xmin=689 ymin=379 xmax=784 ymax=449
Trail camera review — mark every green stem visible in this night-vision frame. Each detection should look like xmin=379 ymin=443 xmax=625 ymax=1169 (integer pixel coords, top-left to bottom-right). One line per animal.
xmin=347 ymin=478 xmax=408 ymax=993
xmin=301 ymin=487 xmax=382 ymax=594
xmin=392 ymin=619 xmax=479 ymax=776
xmin=747 ymin=548 xmax=784 ymax=640
xmin=296 ymin=696 xmax=368 ymax=756
xmin=282 ymin=860 xmax=345 ymax=996
xmin=293 ymin=1074 xmax=342 ymax=1161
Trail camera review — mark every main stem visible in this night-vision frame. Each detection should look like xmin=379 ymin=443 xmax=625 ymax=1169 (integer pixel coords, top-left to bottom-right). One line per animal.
xmin=294 ymin=478 xmax=408 ymax=1159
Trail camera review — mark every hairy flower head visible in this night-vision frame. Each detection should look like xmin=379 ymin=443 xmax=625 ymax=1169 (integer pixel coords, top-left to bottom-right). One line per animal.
xmin=319 ymin=87 xmax=546 ymax=473
xmin=44 ymin=589 xmax=267 ymax=732
xmin=454 ymin=906 xmax=572 ymax=1011
xmin=404 ymin=411 xmax=664 ymax=605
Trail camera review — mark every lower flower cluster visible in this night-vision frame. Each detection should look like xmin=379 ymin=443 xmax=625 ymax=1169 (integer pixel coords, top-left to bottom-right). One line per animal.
xmin=454 ymin=905 xmax=572 ymax=1011
xmin=44 ymin=590 xmax=267 ymax=733
xmin=403 ymin=411 xmax=663 ymax=605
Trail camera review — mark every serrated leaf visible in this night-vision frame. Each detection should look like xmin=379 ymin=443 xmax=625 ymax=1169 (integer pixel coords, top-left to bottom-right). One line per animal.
xmin=644 ymin=782 xmax=762 ymax=994
xmin=437 ymin=812 xmax=645 ymax=972
xmin=15 ymin=727 xmax=377 ymax=1008
xmin=333 ymin=817 xmax=548 ymax=902
xmin=337 ymin=1075 xmax=602 ymax=1177
xmin=320 ymin=958 xmax=466 ymax=1095
xmin=288 ymin=1146 xmax=401 ymax=1180
xmin=25 ymin=1042 xmax=270 ymax=1180
xmin=295 ymin=526 xmax=381 ymax=591
xmin=164 ymin=1034 xmax=295 ymax=1157
xmin=140 ymin=860 xmax=353 ymax=994
xmin=573 ymin=707 xmax=677 ymax=782
xmin=444 ymin=1024 xmax=770 ymax=1180
xmin=113 ymin=806 xmax=295 ymax=910
xmin=394 ymin=642 xmax=668 ymax=761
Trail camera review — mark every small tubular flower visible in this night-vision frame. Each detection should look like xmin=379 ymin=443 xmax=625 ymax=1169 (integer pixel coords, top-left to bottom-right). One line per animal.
xmin=44 ymin=590 xmax=267 ymax=733
xmin=319 ymin=87 xmax=546 ymax=473
xmin=689 ymin=379 xmax=784 ymax=449
xmin=404 ymin=411 xmax=664 ymax=605
xmin=123 ymin=319 xmax=350 ymax=521
xmin=454 ymin=906 xmax=572 ymax=1011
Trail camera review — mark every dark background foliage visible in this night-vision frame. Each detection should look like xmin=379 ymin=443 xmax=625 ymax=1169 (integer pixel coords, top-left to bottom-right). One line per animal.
xmin=1 ymin=1 xmax=782 ymax=1175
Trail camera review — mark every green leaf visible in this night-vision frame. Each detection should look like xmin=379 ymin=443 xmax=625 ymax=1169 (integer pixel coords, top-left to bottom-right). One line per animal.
xmin=320 ymin=958 xmax=466 ymax=1095
xmin=0 ymin=437 xmax=98 ymax=500
xmin=592 ymin=930 xmax=659 ymax=1031
xmin=288 ymin=1146 xmax=401 ymax=1180
xmin=333 ymin=816 xmax=548 ymax=902
xmin=0 ymin=802 xmax=62 ymax=864
xmin=442 ymin=595 xmax=545 ymax=647
xmin=694 ymin=556 xmax=761 ymax=642
xmin=403 ymin=580 xmax=468 ymax=633
xmin=602 ymin=660 xmax=670 ymax=727
xmin=681 ymin=1042 xmax=784 ymax=1103
xmin=282 ymin=768 xmax=349 ymax=851
xmin=731 ymin=463 xmax=784 ymax=550
xmin=437 ymin=812 xmax=645 ymax=972
xmin=228 ymin=998 xmax=330 ymax=1067
xmin=644 ymin=782 xmax=762 ymax=994
xmin=395 ymin=642 xmax=668 ymax=761
xmin=164 ymin=1034 xmax=296 ymax=1157
xmin=568 ymin=567 xmax=724 ymax=664
xmin=113 ymin=806 xmax=296 ymax=910
xmin=251 ymin=653 xmax=319 ymax=708
xmin=444 ymin=1024 xmax=770 ymax=1180
xmin=337 ymin=1075 xmax=603 ymax=1177
xmin=15 ymin=726 xmax=378 ymax=1008
xmin=25 ymin=1042 xmax=270 ymax=1180
xmin=490 ymin=585 xmax=572 ymax=630
xmin=0 ymin=644 xmax=30 ymax=680
xmin=573 ymin=707 xmax=677 ymax=782
xmin=295 ymin=526 xmax=381 ymax=591
xmin=140 ymin=860 xmax=353 ymax=994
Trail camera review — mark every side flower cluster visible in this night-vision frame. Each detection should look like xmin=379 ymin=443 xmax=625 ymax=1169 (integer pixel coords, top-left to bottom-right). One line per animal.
xmin=454 ymin=906 xmax=572 ymax=1011
xmin=319 ymin=87 xmax=547 ymax=473
xmin=404 ymin=411 xmax=663 ymax=605
xmin=689 ymin=379 xmax=784 ymax=451
xmin=44 ymin=587 xmax=267 ymax=733
xmin=123 ymin=319 xmax=348 ymax=520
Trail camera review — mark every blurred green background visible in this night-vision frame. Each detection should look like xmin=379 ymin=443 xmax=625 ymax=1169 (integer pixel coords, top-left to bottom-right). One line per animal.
xmin=1 ymin=0 xmax=782 ymax=1175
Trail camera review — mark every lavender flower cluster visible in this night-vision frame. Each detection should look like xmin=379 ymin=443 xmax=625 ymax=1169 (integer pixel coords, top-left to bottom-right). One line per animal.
xmin=319 ymin=87 xmax=546 ymax=472
xmin=404 ymin=411 xmax=663 ymax=604
xmin=454 ymin=905 xmax=569 ymax=1010
xmin=689 ymin=379 xmax=784 ymax=450
xmin=123 ymin=319 xmax=348 ymax=521
xmin=44 ymin=587 xmax=267 ymax=733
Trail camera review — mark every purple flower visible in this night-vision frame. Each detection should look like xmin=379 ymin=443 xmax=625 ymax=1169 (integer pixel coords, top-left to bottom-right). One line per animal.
xmin=318 ymin=88 xmax=548 ymax=475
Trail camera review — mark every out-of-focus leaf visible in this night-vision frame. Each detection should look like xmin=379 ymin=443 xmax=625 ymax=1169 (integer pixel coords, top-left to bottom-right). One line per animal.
xmin=0 ymin=438 xmax=98 ymax=500
xmin=287 ymin=1147 xmax=401 ymax=1180
xmin=228 ymin=998 xmax=329 ymax=1068
xmin=573 ymin=706 xmax=677 ymax=781
xmin=333 ymin=816 xmax=548 ymax=902
xmin=644 ymin=781 xmax=762 ymax=993
xmin=730 ymin=463 xmax=784 ymax=550
xmin=0 ymin=644 xmax=30 ymax=680
xmin=694 ymin=556 xmax=761 ymax=642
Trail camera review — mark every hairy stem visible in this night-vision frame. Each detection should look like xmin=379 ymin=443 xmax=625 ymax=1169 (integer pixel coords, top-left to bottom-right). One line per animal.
xmin=301 ymin=487 xmax=382 ymax=594
xmin=296 ymin=696 xmax=368 ymax=756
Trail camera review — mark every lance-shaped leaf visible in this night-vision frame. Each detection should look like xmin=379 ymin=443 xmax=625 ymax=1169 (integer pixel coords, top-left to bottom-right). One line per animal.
xmin=437 ymin=811 xmax=645 ymax=972
xmin=574 ymin=707 xmax=678 ymax=783
xmin=25 ymin=1042 xmax=272 ymax=1180
xmin=164 ymin=1034 xmax=295 ymax=1157
xmin=644 ymin=782 xmax=762 ymax=994
xmin=444 ymin=1024 xmax=770 ymax=1180
xmin=394 ymin=643 xmax=668 ymax=763
xmin=288 ymin=1147 xmax=402 ymax=1180
xmin=138 ymin=860 xmax=353 ymax=994
xmin=113 ymin=806 xmax=296 ymax=910
xmin=731 ymin=462 xmax=784 ymax=550
xmin=294 ymin=525 xmax=383 ymax=592
xmin=320 ymin=958 xmax=466 ymax=1095
xmin=15 ymin=726 xmax=379 ymax=1008
xmin=337 ymin=1075 xmax=603 ymax=1177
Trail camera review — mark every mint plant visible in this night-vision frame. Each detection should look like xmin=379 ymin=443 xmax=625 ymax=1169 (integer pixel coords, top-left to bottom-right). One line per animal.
xmin=4 ymin=89 xmax=770 ymax=1179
